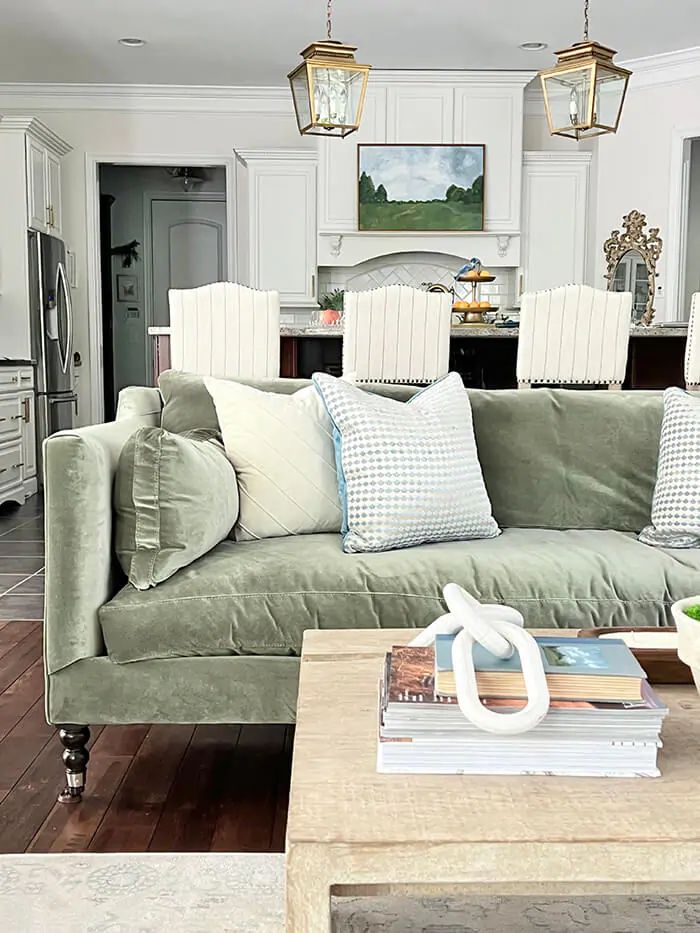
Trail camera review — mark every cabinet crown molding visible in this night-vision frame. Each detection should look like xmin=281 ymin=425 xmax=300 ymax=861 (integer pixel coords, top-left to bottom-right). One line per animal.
xmin=523 ymin=151 xmax=593 ymax=163
xmin=370 ymin=69 xmax=536 ymax=88
xmin=0 ymin=116 xmax=71 ymax=156
xmin=234 ymin=149 xmax=317 ymax=164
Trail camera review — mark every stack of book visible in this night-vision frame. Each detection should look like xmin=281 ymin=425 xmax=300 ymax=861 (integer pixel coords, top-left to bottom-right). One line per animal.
xmin=378 ymin=634 xmax=669 ymax=778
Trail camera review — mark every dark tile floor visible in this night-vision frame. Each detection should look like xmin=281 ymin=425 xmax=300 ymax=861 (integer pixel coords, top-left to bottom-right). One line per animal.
xmin=0 ymin=496 xmax=44 ymax=622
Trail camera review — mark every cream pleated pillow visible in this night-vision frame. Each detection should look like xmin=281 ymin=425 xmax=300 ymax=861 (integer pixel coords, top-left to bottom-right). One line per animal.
xmin=203 ymin=377 xmax=343 ymax=540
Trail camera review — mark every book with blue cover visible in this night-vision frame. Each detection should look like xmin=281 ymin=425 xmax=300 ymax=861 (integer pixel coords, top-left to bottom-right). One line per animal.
xmin=434 ymin=634 xmax=648 ymax=702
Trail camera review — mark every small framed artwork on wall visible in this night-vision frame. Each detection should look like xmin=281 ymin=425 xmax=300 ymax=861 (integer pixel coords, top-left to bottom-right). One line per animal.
xmin=116 ymin=274 xmax=139 ymax=302
xmin=358 ymin=144 xmax=485 ymax=232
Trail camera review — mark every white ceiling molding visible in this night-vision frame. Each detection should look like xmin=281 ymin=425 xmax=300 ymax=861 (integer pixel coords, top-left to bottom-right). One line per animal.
xmin=621 ymin=46 xmax=700 ymax=89
xmin=0 ymin=70 xmax=536 ymax=114
xmin=0 ymin=83 xmax=295 ymax=114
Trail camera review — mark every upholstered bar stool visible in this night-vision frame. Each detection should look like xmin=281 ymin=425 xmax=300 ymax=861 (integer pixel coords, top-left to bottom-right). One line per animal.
xmin=168 ymin=282 xmax=281 ymax=378
xmin=517 ymin=284 xmax=633 ymax=389
xmin=685 ymin=293 xmax=700 ymax=390
xmin=342 ymin=285 xmax=452 ymax=384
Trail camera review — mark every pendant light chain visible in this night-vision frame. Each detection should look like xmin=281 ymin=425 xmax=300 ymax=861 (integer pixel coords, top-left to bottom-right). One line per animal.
xmin=583 ymin=0 xmax=590 ymax=41
xmin=326 ymin=0 xmax=333 ymax=40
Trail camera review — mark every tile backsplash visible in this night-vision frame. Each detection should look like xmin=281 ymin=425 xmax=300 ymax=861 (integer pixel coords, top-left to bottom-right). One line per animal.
xmin=318 ymin=251 xmax=517 ymax=311
xmin=281 ymin=252 xmax=518 ymax=323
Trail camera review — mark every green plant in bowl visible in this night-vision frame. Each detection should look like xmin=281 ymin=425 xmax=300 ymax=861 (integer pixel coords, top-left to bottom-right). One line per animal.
xmin=684 ymin=604 xmax=700 ymax=622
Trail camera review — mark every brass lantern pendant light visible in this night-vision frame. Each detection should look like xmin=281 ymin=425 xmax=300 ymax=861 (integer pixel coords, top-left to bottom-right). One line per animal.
xmin=539 ymin=0 xmax=631 ymax=140
xmin=288 ymin=0 xmax=371 ymax=138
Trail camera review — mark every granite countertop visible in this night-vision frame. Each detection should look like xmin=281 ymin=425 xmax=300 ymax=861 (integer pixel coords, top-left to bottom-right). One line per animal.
xmin=279 ymin=323 xmax=690 ymax=339
xmin=149 ymin=323 xmax=689 ymax=340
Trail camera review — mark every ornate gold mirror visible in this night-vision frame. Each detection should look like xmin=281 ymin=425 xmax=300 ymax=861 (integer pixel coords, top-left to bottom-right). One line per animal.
xmin=603 ymin=210 xmax=662 ymax=325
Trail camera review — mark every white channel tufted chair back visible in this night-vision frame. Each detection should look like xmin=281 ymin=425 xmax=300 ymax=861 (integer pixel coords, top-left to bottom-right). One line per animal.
xmin=168 ymin=282 xmax=280 ymax=378
xmin=516 ymin=284 xmax=633 ymax=389
xmin=342 ymin=285 xmax=453 ymax=384
xmin=685 ymin=293 xmax=700 ymax=390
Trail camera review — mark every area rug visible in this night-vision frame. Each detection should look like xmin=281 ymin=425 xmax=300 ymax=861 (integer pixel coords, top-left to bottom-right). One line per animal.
xmin=2 ymin=852 xmax=700 ymax=932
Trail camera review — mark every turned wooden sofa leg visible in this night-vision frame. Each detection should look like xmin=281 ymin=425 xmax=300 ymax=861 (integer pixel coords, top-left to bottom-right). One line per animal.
xmin=57 ymin=725 xmax=91 ymax=804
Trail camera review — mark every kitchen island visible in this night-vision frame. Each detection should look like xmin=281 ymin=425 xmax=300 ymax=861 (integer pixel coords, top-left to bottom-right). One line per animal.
xmin=149 ymin=323 xmax=688 ymax=389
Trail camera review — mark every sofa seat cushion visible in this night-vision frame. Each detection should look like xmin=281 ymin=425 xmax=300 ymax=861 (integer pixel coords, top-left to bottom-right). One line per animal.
xmin=98 ymin=529 xmax=700 ymax=664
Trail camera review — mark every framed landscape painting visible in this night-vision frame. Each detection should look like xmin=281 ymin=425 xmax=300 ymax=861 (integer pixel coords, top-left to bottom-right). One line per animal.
xmin=358 ymin=144 xmax=485 ymax=232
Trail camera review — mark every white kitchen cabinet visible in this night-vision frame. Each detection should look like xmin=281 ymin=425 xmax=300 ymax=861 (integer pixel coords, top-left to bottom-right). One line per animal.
xmin=0 ymin=117 xmax=71 ymax=360
xmin=25 ymin=137 xmax=65 ymax=236
xmin=46 ymin=149 xmax=63 ymax=237
xmin=0 ymin=366 xmax=36 ymax=506
xmin=519 ymin=152 xmax=592 ymax=297
xmin=315 ymin=73 xmax=532 ymax=238
xmin=318 ymin=85 xmax=387 ymax=234
xmin=27 ymin=138 xmax=48 ymax=232
xmin=235 ymin=150 xmax=317 ymax=307
xmin=386 ymin=85 xmax=453 ymax=143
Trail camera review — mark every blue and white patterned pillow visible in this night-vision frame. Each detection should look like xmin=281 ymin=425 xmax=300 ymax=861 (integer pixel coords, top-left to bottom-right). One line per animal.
xmin=639 ymin=387 xmax=700 ymax=548
xmin=312 ymin=372 xmax=500 ymax=553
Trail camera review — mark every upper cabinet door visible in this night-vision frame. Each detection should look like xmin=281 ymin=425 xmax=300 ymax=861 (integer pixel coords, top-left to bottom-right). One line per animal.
xmin=385 ymin=86 xmax=453 ymax=143
xmin=519 ymin=153 xmax=591 ymax=295
xmin=318 ymin=86 xmax=387 ymax=234
xmin=241 ymin=156 xmax=317 ymax=306
xmin=26 ymin=139 xmax=48 ymax=233
xmin=454 ymin=86 xmax=524 ymax=232
xmin=46 ymin=150 xmax=62 ymax=238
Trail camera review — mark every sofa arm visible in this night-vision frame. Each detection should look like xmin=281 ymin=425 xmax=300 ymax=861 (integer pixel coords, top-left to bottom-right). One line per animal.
xmin=44 ymin=415 xmax=157 ymax=675
xmin=115 ymin=385 xmax=162 ymax=422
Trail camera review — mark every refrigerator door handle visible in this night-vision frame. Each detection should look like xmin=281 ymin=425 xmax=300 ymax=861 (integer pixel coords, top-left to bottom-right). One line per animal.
xmin=55 ymin=261 xmax=72 ymax=375
xmin=49 ymin=392 xmax=79 ymax=416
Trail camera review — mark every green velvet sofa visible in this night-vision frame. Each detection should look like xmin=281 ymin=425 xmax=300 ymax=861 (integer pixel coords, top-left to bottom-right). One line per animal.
xmin=44 ymin=379 xmax=700 ymax=801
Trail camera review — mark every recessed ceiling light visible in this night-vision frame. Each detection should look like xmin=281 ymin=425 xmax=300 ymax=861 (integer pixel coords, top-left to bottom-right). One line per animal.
xmin=519 ymin=41 xmax=548 ymax=51
xmin=118 ymin=37 xmax=146 ymax=48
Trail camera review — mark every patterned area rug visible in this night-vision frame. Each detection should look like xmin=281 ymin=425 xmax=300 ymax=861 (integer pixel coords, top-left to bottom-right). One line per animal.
xmin=2 ymin=852 xmax=700 ymax=932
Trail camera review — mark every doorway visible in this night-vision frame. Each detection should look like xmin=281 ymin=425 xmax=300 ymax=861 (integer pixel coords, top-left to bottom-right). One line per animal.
xmin=97 ymin=164 xmax=227 ymax=419
xmin=682 ymin=138 xmax=700 ymax=319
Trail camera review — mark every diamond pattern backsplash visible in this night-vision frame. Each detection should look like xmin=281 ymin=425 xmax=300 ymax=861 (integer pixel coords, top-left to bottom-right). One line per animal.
xmin=319 ymin=252 xmax=517 ymax=310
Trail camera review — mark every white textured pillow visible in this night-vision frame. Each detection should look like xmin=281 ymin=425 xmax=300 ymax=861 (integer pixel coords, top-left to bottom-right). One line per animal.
xmin=203 ymin=377 xmax=342 ymax=540
xmin=639 ymin=388 xmax=700 ymax=548
xmin=313 ymin=371 xmax=500 ymax=553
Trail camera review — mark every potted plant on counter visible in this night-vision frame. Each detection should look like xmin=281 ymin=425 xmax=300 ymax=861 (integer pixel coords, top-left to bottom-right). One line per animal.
xmin=672 ymin=597 xmax=700 ymax=694
xmin=318 ymin=289 xmax=344 ymax=326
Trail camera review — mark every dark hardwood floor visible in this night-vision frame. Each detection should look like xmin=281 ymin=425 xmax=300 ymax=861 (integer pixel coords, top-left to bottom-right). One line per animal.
xmin=0 ymin=497 xmax=293 ymax=854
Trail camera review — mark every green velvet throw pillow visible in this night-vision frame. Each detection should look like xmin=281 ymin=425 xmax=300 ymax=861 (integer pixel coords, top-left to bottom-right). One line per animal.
xmin=115 ymin=426 xmax=239 ymax=590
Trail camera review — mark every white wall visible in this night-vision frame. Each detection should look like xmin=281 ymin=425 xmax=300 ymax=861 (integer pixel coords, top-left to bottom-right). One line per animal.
xmin=594 ymin=72 xmax=700 ymax=321
xmin=0 ymin=100 xmax=310 ymax=424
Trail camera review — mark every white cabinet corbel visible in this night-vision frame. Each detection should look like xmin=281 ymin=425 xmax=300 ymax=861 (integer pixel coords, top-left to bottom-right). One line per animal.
xmin=234 ymin=150 xmax=318 ymax=307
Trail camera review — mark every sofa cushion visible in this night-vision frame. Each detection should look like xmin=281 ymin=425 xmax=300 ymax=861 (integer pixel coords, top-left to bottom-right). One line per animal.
xmin=467 ymin=389 xmax=663 ymax=533
xmin=114 ymin=427 xmax=239 ymax=590
xmin=313 ymin=371 xmax=499 ymax=552
xmin=640 ymin=387 xmax=700 ymax=548
xmin=98 ymin=528 xmax=699 ymax=663
xmin=203 ymin=375 xmax=343 ymax=540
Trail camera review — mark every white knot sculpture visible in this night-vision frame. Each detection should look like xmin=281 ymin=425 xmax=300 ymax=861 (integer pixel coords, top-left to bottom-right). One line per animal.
xmin=409 ymin=583 xmax=550 ymax=735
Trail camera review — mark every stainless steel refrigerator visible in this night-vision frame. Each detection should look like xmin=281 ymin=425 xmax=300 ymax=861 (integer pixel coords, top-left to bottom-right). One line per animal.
xmin=28 ymin=231 xmax=77 ymax=467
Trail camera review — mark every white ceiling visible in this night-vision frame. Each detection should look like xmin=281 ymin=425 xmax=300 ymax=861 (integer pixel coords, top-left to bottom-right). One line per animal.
xmin=0 ymin=0 xmax=697 ymax=86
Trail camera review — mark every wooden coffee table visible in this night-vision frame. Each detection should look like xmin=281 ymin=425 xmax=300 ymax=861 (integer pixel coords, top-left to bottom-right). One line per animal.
xmin=285 ymin=629 xmax=700 ymax=932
